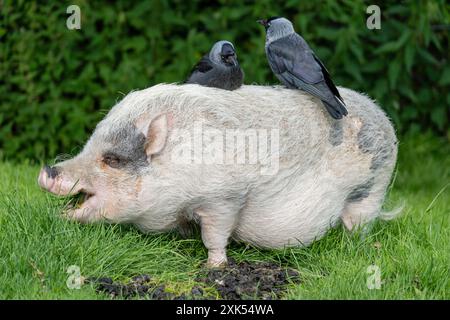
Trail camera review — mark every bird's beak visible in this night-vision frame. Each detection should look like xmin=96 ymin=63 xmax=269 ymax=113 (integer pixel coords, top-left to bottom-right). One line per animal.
xmin=225 ymin=55 xmax=238 ymax=66
xmin=257 ymin=19 xmax=268 ymax=27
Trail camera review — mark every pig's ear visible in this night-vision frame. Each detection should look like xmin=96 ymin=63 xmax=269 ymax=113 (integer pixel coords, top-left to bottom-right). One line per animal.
xmin=143 ymin=114 xmax=169 ymax=157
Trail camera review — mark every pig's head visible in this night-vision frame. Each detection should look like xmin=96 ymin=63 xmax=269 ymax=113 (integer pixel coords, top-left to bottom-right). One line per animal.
xmin=38 ymin=111 xmax=169 ymax=223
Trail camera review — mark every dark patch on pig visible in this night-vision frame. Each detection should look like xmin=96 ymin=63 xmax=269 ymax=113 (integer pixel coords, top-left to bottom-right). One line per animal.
xmin=44 ymin=165 xmax=59 ymax=178
xmin=346 ymin=177 xmax=375 ymax=203
xmin=103 ymin=123 xmax=148 ymax=171
xmin=196 ymin=258 xmax=300 ymax=300
xmin=357 ymin=123 xmax=393 ymax=171
xmin=370 ymin=143 xmax=393 ymax=171
xmin=328 ymin=121 xmax=343 ymax=146
xmin=357 ymin=122 xmax=376 ymax=156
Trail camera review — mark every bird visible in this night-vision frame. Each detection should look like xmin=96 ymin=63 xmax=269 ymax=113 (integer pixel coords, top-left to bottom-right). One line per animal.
xmin=185 ymin=40 xmax=244 ymax=91
xmin=257 ymin=17 xmax=348 ymax=119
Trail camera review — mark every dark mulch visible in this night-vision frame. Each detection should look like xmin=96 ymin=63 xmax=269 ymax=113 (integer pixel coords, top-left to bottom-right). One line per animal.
xmin=87 ymin=258 xmax=300 ymax=300
xmin=196 ymin=258 xmax=300 ymax=300
xmin=85 ymin=275 xmax=193 ymax=300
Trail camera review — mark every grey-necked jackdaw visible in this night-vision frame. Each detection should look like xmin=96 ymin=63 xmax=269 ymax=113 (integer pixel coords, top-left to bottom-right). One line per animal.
xmin=185 ymin=40 xmax=244 ymax=90
xmin=258 ymin=17 xmax=348 ymax=119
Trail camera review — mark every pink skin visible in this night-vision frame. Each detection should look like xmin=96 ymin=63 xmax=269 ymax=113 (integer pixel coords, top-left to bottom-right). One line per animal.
xmin=37 ymin=157 xmax=144 ymax=224
xmin=37 ymin=166 xmax=106 ymax=223
xmin=38 ymin=167 xmax=82 ymax=196
xmin=37 ymin=112 xmax=234 ymax=267
xmin=38 ymin=114 xmax=170 ymax=224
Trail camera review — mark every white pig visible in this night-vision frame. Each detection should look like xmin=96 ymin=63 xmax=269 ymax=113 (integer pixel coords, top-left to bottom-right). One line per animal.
xmin=38 ymin=84 xmax=399 ymax=266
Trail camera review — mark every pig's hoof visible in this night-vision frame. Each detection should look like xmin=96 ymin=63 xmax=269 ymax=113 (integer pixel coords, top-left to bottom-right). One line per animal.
xmin=205 ymin=249 xmax=228 ymax=268
xmin=205 ymin=260 xmax=228 ymax=269
xmin=205 ymin=256 xmax=228 ymax=269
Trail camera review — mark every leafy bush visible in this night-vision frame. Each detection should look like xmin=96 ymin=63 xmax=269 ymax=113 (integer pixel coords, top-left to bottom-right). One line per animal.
xmin=0 ymin=0 xmax=448 ymax=161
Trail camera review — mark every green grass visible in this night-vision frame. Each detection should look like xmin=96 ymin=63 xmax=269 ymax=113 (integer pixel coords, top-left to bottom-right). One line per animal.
xmin=0 ymin=134 xmax=448 ymax=299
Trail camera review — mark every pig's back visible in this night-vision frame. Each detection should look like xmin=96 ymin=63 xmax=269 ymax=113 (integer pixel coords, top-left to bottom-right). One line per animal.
xmin=153 ymin=84 xmax=395 ymax=168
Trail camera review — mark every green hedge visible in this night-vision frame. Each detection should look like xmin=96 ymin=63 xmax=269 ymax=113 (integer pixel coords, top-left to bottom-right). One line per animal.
xmin=0 ymin=0 xmax=448 ymax=161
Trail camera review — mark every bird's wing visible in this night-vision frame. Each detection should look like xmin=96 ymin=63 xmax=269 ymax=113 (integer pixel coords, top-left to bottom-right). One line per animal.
xmin=190 ymin=55 xmax=214 ymax=74
xmin=185 ymin=55 xmax=215 ymax=84
xmin=311 ymin=53 xmax=343 ymax=101
xmin=267 ymin=34 xmax=324 ymax=85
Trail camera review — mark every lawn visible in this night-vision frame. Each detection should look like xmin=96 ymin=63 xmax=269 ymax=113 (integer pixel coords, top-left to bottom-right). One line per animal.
xmin=0 ymin=133 xmax=448 ymax=299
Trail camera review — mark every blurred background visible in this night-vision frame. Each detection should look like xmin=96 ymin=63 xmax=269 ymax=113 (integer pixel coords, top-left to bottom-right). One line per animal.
xmin=0 ymin=0 xmax=448 ymax=161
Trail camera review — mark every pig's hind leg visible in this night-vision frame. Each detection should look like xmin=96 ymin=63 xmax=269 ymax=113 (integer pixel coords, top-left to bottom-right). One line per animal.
xmin=341 ymin=117 xmax=399 ymax=231
xmin=195 ymin=201 xmax=241 ymax=268
xmin=341 ymin=167 xmax=397 ymax=231
xmin=341 ymin=183 xmax=384 ymax=231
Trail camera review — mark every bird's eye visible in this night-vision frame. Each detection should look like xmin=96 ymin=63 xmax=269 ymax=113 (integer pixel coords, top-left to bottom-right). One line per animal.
xmin=102 ymin=153 xmax=122 ymax=169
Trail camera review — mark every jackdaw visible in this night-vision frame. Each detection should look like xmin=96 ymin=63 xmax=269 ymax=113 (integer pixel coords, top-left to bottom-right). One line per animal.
xmin=185 ymin=40 xmax=244 ymax=90
xmin=258 ymin=17 xmax=348 ymax=119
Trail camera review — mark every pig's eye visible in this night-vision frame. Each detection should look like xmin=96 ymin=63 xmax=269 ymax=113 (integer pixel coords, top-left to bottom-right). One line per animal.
xmin=102 ymin=154 xmax=122 ymax=169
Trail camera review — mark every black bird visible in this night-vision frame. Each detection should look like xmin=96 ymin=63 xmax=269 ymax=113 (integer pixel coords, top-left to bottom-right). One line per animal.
xmin=258 ymin=17 xmax=347 ymax=119
xmin=185 ymin=40 xmax=244 ymax=91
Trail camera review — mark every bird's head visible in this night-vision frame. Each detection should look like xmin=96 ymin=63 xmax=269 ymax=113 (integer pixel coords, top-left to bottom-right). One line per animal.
xmin=209 ymin=41 xmax=239 ymax=67
xmin=257 ymin=17 xmax=295 ymax=42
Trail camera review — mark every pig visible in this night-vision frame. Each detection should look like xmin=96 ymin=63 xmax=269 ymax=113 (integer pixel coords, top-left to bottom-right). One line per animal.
xmin=38 ymin=84 xmax=399 ymax=267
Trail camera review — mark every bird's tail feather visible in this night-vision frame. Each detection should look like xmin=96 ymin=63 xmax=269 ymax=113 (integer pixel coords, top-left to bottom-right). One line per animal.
xmin=335 ymin=96 xmax=348 ymax=115
xmin=323 ymin=96 xmax=348 ymax=119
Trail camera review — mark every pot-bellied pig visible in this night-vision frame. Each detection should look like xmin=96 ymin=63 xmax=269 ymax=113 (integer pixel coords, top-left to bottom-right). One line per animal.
xmin=38 ymin=84 xmax=398 ymax=267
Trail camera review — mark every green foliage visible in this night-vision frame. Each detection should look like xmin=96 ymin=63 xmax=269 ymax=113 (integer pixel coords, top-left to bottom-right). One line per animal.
xmin=0 ymin=0 xmax=448 ymax=161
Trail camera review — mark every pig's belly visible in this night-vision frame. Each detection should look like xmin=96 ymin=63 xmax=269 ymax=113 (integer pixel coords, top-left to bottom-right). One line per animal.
xmin=233 ymin=176 xmax=346 ymax=248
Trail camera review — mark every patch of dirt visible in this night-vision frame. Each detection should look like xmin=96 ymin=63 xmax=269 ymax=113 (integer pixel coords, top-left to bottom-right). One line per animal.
xmin=85 ymin=275 xmax=193 ymax=300
xmin=196 ymin=258 xmax=300 ymax=300
xmin=87 ymin=259 xmax=300 ymax=300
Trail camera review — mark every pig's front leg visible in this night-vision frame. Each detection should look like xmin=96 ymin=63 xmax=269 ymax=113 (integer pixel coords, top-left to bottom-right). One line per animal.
xmin=195 ymin=202 xmax=240 ymax=268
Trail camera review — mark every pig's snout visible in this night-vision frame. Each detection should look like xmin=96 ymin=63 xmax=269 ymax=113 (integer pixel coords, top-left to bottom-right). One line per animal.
xmin=44 ymin=165 xmax=59 ymax=179
xmin=38 ymin=164 xmax=81 ymax=196
xmin=38 ymin=165 xmax=59 ymax=191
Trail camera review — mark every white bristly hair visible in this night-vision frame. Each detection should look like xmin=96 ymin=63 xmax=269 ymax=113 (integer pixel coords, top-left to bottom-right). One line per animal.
xmin=84 ymin=83 xmax=400 ymax=247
